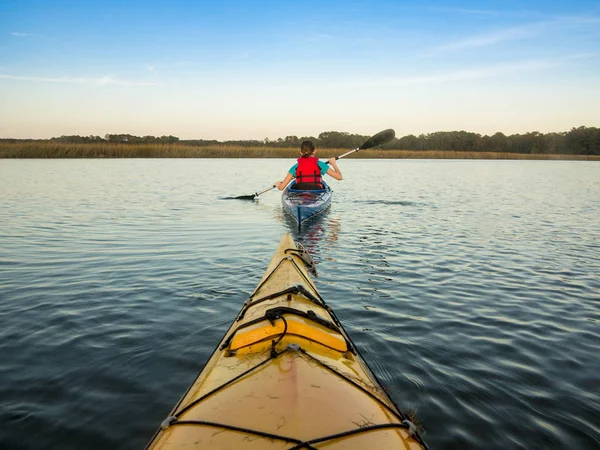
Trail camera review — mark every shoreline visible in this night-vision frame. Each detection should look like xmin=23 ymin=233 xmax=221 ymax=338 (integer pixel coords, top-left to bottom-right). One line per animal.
xmin=1 ymin=143 xmax=598 ymax=160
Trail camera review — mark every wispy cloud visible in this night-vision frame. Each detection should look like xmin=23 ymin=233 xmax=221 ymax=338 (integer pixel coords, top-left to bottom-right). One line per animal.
xmin=431 ymin=24 xmax=542 ymax=53
xmin=11 ymin=31 xmax=46 ymax=38
xmin=431 ymin=7 xmax=501 ymax=17
xmin=304 ymin=33 xmax=334 ymax=43
xmin=0 ymin=74 xmax=157 ymax=86
xmin=344 ymin=58 xmax=561 ymax=88
xmin=560 ymin=51 xmax=600 ymax=61
xmin=555 ymin=14 xmax=600 ymax=26
xmin=430 ymin=15 xmax=600 ymax=54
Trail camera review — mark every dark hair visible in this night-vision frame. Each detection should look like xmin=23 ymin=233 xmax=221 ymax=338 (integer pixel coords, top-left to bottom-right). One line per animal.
xmin=300 ymin=140 xmax=316 ymax=157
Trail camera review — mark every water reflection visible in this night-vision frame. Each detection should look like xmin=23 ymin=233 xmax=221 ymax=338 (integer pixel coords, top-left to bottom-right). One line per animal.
xmin=273 ymin=205 xmax=341 ymax=267
xmin=356 ymin=199 xmax=423 ymax=207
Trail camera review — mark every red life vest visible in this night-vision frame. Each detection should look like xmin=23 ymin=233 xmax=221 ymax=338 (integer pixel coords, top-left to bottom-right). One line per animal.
xmin=295 ymin=157 xmax=323 ymax=189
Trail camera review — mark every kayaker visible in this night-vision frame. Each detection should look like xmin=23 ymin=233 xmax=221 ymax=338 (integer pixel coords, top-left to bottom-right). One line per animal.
xmin=274 ymin=140 xmax=342 ymax=191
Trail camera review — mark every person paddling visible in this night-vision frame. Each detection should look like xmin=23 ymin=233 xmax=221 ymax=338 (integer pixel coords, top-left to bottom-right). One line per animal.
xmin=275 ymin=140 xmax=343 ymax=191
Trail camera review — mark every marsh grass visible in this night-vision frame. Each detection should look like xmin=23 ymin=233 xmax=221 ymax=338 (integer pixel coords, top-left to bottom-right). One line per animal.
xmin=0 ymin=142 xmax=294 ymax=159
xmin=1 ymin=142 xmax=598 ymax=160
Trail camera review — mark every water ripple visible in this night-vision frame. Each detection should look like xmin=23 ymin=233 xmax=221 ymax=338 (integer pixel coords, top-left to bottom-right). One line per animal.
xmin=1 ymin=159 xmax=599 ymax=449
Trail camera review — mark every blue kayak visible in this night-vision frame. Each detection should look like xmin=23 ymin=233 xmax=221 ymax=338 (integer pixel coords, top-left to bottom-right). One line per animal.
xmin=282 ymin=181 xmax=332 ymax=228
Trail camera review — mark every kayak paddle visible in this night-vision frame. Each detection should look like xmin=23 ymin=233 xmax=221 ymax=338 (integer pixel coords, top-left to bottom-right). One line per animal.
xmin=230 ymin=128 xmax=395 ymax=200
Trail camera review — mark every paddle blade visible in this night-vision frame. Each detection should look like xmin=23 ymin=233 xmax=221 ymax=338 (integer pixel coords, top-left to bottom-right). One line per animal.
xmin=359 ymin=129 xmax=395 ymax=149
xmin=225 ymin=194 xmax=257 ymax=200
xmin=225 ymin=185 xmax=275 ymax=200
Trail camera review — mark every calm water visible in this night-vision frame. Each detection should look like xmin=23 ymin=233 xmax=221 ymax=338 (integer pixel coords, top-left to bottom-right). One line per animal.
xmin=1 ymin=159 xmax=599 ymax=449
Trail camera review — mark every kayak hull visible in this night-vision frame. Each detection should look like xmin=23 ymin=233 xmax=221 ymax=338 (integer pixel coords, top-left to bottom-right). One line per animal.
xmin=281 ymin=181 xmax=332 ymax=227
xmin=145 ymin=234 xmax=427 ymax=449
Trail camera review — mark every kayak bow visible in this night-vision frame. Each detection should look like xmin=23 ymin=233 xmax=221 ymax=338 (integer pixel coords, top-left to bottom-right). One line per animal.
xmin=145 ymin=234 xmax=427 ymax=449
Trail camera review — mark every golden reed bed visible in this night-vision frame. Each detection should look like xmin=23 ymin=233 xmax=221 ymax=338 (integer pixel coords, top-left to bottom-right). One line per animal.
xmin=1 ymin=142 xmax=598 ymax=160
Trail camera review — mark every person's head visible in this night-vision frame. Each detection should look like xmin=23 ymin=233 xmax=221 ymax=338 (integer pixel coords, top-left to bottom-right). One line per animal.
xmin=300 ymin=140 xmax=316 ymax=157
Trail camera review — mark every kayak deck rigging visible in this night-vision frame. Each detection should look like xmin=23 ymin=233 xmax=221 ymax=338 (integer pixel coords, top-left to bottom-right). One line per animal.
xmin=159 ymin=343 xmax=424 ymax=449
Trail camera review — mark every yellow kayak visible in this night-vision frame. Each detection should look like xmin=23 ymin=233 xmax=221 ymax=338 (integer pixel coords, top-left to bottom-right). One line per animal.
xmin=145 ymin=234 xmax=428 ymax=449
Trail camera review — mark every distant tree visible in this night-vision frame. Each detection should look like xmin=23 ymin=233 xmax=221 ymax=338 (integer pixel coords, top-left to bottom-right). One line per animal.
xmin=318 ymin=131 xmax=367 ymax=148
xmin=543 ymin=132 xmax=567 ymax=154
xmin=520 ymin=131 xmax=543 ymax=154
xmin=462 ymin=131 xmax=481 ymax=151
xmin=52 ymin=135 xmax=104 ymax=143
xmin=36 ymin=126 xmax=598 ymax=156
xmin=283 ymin=135 xmax=300 ymax=147
xmin=488 ymin=132 xmax=507 ymax=152
xmin=159 ymin=135 xmax=179 ymax=144
xmin=397 ymin=134 xmax=419 ymax=150
xmin=565 ymin=126 xmax=600 ymax=155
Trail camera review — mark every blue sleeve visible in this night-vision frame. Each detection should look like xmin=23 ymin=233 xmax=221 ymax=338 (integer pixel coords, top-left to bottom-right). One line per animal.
xmin=288 ymin=163 xmax=298 ymax=176
xmin=318 ymin=161 xmax=329 ymax=175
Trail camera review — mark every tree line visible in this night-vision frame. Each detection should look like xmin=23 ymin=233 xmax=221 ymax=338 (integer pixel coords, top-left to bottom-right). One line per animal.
xmin=2 ymin=126 xmax=598 ymax=155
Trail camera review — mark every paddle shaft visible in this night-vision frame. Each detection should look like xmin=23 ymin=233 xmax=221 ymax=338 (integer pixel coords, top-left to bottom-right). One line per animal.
xmin=330 ymin=147 xmax=359 ymax=162
xmin=327 ymin=129 xmax=395 ymax=162
xmin=256 ymin=185 xmax=276 ymax=196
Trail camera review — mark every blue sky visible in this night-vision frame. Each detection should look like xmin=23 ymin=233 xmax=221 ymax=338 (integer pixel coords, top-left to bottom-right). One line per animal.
xmin=1 ymin=0 xmax=599 ymax=140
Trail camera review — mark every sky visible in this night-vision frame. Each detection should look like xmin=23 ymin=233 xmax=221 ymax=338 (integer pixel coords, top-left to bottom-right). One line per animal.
xmin=1 ymin=0 xmax=599 ymax=140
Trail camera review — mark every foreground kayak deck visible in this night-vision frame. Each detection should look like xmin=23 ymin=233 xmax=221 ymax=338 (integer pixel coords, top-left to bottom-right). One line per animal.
xmin=145 ymin=234 xmax=427 ymax=449
xmin=282 ymin=182 xmax=332 ymax=227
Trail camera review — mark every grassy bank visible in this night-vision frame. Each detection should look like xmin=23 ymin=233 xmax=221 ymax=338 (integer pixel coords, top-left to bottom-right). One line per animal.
xmin=1 ymin=141 xmax=599 ymax=160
